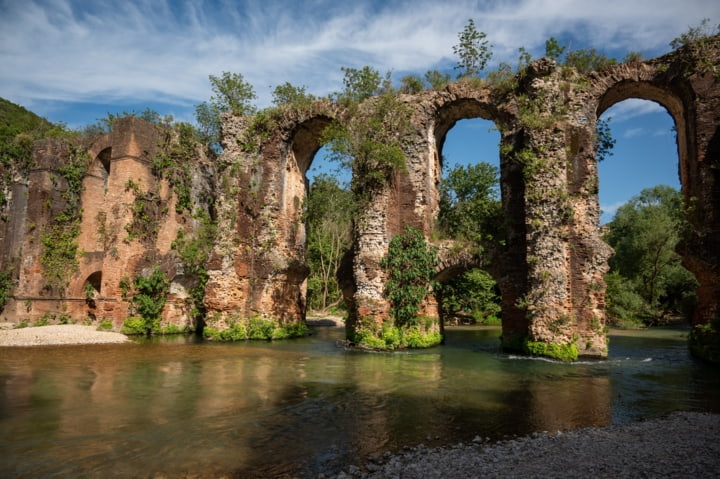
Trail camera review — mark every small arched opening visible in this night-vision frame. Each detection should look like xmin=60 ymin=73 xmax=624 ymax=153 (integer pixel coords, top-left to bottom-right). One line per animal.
xmin=97 ymin=147 xmax=111 ymax=183
xmin=84 ymin=271 xmax=102 ymax=295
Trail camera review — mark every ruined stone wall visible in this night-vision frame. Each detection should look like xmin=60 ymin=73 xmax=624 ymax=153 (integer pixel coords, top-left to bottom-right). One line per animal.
xmin=0 ymin=117 xmax=215 ymax=331
xmin=1 ymin=38 xmax=718 ymax=360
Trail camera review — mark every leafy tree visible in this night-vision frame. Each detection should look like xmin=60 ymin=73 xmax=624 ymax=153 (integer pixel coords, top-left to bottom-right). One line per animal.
xmin=381 ymin=226 xmax=438 ymax=326
xmin=0 ymin=98 xmax=57 ymax=181
xmin=564 ymin=48 xmax=617 ymax=72
xmin=195 ymin=71 xmax=256 ymax=142
xmin=322 ymin=92 xmax=412 ymax=196
xmin=623 ymin=51 xmax=644 ymax=63
xmin=669 ymin=18 xmax=720 ymax=75
xmin=338 ymin=66 xmax=392 ymax=103
xmin=436 ymin=161 xmax=503 ymax=322
xmin=304 ymin=174 xmax=354 ymax=311
xmin=121 ymin=266 xmax=170 ymax=335
xmin=438 ymin=161 xmax=502 ymax=243
xmin=271 ymin=82 xmax=315 ymax=106
xmin=424 ymin=70 xmax=451 ymax=90
xmin=604 ymin=185 xmax=697 ymax=325
xmin=669 ymin=18 xmax=720 ymax=50
xmin=544 ymin=37 xmax=566 ymax=61
xmin=596 ymin=117 xmax=615 ymax=162
xmin=399 ymin=75 xmax=425 ymax=94
xmin=452 ymin=19 xmax=492 ymax=78
xmin=439 ymin=268 xmax=500 ymax=324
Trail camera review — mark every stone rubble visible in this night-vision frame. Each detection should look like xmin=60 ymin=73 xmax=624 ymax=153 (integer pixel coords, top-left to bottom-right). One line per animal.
xmin=325 ymin=411 xmax=720 ymax=479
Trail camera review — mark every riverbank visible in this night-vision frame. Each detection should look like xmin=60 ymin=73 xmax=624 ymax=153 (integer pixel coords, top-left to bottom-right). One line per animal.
xmin=0 ymin=324 xmax=131 ymax=346
xmin=327 ymin=411 xmax=720 ymax=479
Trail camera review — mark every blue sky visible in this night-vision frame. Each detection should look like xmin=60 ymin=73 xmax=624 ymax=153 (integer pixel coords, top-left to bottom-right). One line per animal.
xmin=1 ymin=0 xmax=718 ymax=223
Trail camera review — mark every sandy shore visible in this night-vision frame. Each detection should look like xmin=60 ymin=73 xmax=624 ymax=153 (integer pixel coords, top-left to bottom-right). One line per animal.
xmin=0 ymin=324 xmax=132 ymax=346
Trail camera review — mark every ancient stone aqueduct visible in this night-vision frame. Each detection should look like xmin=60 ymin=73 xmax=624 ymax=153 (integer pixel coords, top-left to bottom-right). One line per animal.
xmin=1 ymin=39 xmax=718 ymax=361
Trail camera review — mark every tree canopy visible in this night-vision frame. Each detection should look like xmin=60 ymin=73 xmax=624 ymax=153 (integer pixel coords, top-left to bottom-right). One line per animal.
xmin=604 ymin=185 xmax=697 ymax=325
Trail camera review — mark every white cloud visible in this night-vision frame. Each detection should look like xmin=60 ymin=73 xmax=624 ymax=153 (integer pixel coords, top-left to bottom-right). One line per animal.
xmin=602 ymin=99 xmax=667 ymax=122
xmin=623 ymin=127 xmax=646 ymax=138
xmin=1 ymin=0 xmax=719 ymax=122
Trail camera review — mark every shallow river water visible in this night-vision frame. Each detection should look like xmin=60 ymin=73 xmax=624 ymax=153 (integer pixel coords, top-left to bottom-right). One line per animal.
xmin=1 ymin=325 xmax=719 ymax=478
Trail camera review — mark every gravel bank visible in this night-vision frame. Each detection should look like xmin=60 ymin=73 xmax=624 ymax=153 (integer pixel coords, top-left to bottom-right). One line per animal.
xmin=330 ymin=411 xmax=720 ymax=479
xmin=0 ymin=324 xmax=131 ymax=346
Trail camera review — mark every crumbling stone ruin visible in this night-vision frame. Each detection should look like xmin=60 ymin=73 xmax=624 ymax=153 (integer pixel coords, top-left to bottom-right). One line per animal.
xmin=1 ymin=37 xmax=718 ymax=362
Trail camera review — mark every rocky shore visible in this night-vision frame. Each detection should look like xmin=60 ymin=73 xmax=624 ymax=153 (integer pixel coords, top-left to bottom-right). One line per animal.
xmin=327 ymin=411 xmax=720 ymax=479
xmin=0 ymin=324 xmax=131 ymax=346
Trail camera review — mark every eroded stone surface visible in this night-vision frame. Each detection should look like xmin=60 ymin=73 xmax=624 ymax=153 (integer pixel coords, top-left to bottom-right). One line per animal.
xmin=1 ymin=37 xmax=718 ymax=360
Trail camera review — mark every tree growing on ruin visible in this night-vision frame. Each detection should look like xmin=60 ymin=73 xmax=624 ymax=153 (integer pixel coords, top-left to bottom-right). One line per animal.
xmin=453 ymin=19 xmax=492 ymax=78
xmin=195 ymin=71 xmax=257 ymax=142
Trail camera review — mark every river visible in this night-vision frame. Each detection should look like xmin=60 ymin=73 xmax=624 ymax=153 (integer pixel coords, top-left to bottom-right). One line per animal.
xmin=1 ymin=324 xmax=718 ymax=478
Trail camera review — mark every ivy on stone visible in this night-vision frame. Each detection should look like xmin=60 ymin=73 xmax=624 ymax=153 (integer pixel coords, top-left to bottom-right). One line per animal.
xmin=381 ymin=226 xmax=438 ymax=326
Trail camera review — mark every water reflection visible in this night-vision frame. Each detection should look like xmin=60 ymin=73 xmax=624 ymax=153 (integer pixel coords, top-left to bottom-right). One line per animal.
xmin=0 ymin=326 xmax=718 ymax=477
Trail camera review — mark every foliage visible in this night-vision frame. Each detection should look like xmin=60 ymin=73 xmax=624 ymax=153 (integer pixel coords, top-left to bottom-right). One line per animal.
xmin=172 ymin=209 xmax=216 ymax=317
xmin=153 ymin=122 xmax=199 ymax=213
xmin=544 ymin=37 xmax=566 ymax=61
xmin=596 ymin=117 xmax=616 ymax=162
xmin=502 ymin=334 xmax=579 ymax=361
xmin=564 ymin=48 xmax=617 ymax=72
xmin=195 ymin=71 xmax=257 ymax=142
xmin=0 ymin=266 xmax=12 ymax=311
xmin=523 ymin=340 xmax=579 ymax=362
xmin=381 ymin=227 xmax=438 ymax=326
xmin=689 ymin=321 xmax=720 ymax=364
xmin=438 ymin=162 xmax=502 ymax=243
xmin=0 ymin=98 xmax=56 ymax=184
xmin=271 ymin=82 xmax=316 ymax=106
xmin=82 ymin=108 xmax=173 ymax=136
xmin=439 ymin=268 xmax=500 ymax=323
xmin=604 ymin=185 xmax=697 ymax=325
xmin=39 ymin=144 xmax=90 ymax=292
xmin=322 ymin=92 xmax=412 ymax=197
xmin=398 ymin=75 xmax=425 ymax=94
xmin=123 ymin=179 xmax=162 ymax=243
xmin=336 ymin=66 xmax=393 ymax=103
xmin=121 ymin=266 xmax=170 ymax=335
xmin=304 ymin=174 xmax=353 ymax=311
xmin=669 ymin=18 xmax=720 ymax=76
xmin=453 ymin=19 xmax=492 ymax=78
xmin=350 ymin=318 xmax=442 ymax=350
xmin=203 ymin=315 xmax=308 ymax=341
xmin=424 ymin=70 xmax=451 ymax=90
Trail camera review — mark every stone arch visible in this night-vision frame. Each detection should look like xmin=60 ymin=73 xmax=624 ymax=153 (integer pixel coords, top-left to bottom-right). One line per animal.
xmin=583 ymin=64 xmax=719 ymax=349
xmin=433 ymin=240 xmax=502 ymax=328
xmin=596 ymin=80 xmax=687 ymax=190
xmin=289 ymin=115 xmax=335 ymax=176
xmin=426 ymin=93 xmax=525 ymax=336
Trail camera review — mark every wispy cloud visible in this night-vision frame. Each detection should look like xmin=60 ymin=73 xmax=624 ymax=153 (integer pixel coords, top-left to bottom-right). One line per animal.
xmin=603 ymin=99 xmax=668 ymax=123
xmin=600 ymin=200 xmax=626 ymax=223
xmin=1 ymin=0 xmax=718 ymax=123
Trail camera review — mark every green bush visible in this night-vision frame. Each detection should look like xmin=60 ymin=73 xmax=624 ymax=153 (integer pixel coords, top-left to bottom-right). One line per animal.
xmin=97 ymin=320 xmax=114 ymax=331
xmin=121 ymin=316 xmax=147 ymax=335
